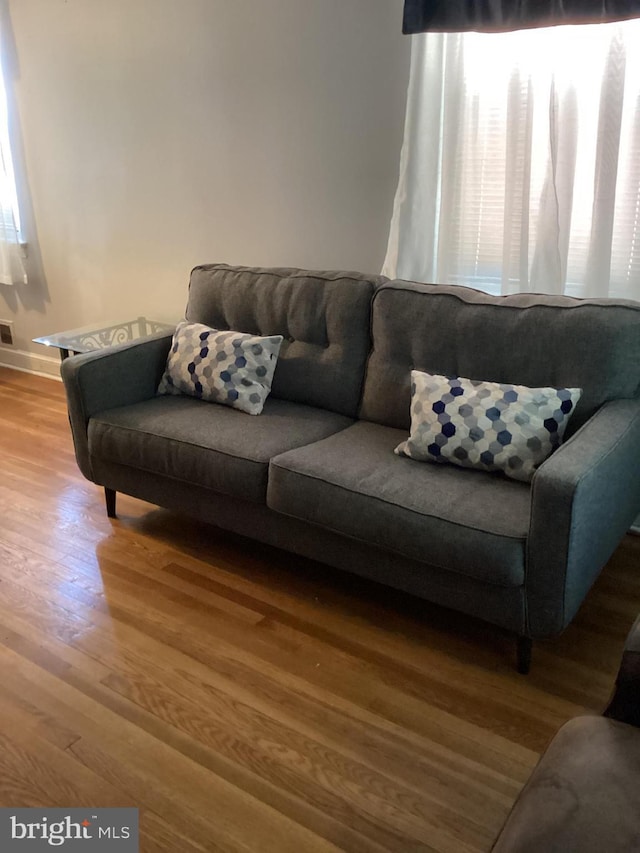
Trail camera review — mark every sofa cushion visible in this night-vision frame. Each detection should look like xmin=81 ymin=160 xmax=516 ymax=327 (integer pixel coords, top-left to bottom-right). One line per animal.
xmin=395 ymin=370 xmax=582 ymax=482
xmin=491 ymin=716 xmax=640 ymax=853
xmin=157 ymin=321 xmax=282 ymax=415
xmin=186 ymin=264 xmax=386 ymax=417
xmin=360 ymin=280 xmax=640 ymax=435
xmin=268 ymin=421 xmax=530 ymax=587
xmin=88 ymin=396 xmax=353 ymax=504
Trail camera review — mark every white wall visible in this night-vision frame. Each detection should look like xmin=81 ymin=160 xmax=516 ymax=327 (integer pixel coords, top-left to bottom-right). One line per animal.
xmin=0 ymin=0 xmax=409 ymax=375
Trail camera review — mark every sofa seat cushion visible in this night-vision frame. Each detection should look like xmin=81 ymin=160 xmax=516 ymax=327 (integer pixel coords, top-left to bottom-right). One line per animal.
xmin=491 ymin=716 xmax=640 ymax=853
xmin=88 ymin=396 xmax=353 ymax=504
xmin=268 ymin=421 xmax=530 ymax=587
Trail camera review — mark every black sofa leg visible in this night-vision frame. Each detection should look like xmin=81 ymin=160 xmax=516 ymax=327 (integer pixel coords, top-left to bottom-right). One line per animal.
xmin=104 ymin=487 xmax=117 ymax=519
xmin=517 ymin=636 xmax=533 ymax=674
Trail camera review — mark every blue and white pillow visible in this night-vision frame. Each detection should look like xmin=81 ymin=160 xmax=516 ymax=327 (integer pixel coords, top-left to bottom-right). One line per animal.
xmin=158 ymin=321 xmax=283 ymax=415
xmin=395 ymin=371 xmax=582 ymax=482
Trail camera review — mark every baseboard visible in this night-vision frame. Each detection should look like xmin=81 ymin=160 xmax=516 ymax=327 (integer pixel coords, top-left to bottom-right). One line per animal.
xmin=0 ymin=347 xmax=61 ymax=379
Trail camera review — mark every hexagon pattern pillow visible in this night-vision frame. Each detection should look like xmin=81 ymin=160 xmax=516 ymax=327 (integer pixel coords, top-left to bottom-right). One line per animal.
xmin=158 ymin=321 xmax=283 ymax=415
xmin=395 ymin=370 xmax=582 ymax=482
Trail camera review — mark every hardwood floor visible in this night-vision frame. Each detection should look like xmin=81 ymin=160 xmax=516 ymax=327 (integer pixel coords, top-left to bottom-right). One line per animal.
xmin=0 ymin=365 xmax=639 ymax=852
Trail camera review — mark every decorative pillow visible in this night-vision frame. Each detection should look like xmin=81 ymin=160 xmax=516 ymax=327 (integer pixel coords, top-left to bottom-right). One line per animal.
xmin=157 ymin=321 xmax=283 ymax=415
xmin=395 ymin=371 xmax=582 ymax=482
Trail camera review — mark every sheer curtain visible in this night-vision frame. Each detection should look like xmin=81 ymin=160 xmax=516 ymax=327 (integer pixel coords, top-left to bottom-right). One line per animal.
xmin=0 ymin=27 xmax=25 ymax=286
xmin=383 ymin=20 xmax=640 ymax=299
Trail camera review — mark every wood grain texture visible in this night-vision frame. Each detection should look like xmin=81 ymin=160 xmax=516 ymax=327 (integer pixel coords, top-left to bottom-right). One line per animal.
xmin=0 ymin=366 xmax=639 ymax=852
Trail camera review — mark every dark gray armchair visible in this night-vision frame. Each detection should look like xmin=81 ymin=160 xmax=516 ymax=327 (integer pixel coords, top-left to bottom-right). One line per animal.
xmin=492 ymin=614 xmax=640 ymax=851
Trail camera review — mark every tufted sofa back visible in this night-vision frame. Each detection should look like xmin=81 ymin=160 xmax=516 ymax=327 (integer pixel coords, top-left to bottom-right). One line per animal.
xmin=360 ymin=280 xmax=640 ymax=435
xmin=186 ymin=264 xmax=386 ymax=417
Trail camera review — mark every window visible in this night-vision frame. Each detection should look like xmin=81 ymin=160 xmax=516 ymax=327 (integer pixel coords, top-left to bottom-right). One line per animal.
xmin=0 ymin=41 xmax=25 ymax=285
xmin=384 ymin=20 xmax=640 ymax=300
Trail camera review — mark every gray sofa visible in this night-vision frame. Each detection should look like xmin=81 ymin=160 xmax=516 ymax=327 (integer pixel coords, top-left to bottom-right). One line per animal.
xmin=61 ymin=264 xmax=640 ymax=672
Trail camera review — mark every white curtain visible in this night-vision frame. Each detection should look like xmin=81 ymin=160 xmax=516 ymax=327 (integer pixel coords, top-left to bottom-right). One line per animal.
xmin=383 ymin=20 xmax=640 ymax=300
xmin=0 ymin=34 xmax=25 ymax=286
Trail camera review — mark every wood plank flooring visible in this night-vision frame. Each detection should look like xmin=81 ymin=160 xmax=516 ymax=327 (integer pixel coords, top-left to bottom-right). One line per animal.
xmin=0 ymin=365 xmax=639 ymax=852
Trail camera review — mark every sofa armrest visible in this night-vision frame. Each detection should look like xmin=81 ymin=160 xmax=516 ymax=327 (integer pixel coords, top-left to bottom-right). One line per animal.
xmin=604 ymin=614 xmax=640 ymax=727
xmin=526 ymin=397 xmax=640 ymax=637
xmin=61 ymin=332 xmax=173 ymax=481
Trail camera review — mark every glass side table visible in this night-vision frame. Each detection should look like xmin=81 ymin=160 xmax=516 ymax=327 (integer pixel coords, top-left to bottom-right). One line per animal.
xmin=33 ymin=316 xmax=176 ymax=362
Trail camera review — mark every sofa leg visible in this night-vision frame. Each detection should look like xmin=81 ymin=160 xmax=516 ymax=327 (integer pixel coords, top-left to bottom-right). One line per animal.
xmin=104 ymin=487 xmax=117 ymax=518
xmin=517 ymin=636 xmax=533 ymax=674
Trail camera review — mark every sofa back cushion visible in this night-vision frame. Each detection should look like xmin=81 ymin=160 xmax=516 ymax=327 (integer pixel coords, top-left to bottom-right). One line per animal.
xmin=360 ymin=280 xmax=640 ymax=434
xmin=186 ymin=264 xmax=385 ymax=417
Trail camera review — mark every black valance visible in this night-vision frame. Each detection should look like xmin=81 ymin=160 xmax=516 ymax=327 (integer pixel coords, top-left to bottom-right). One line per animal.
xmin=403 ymin=1 xmax=640 ymax=33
